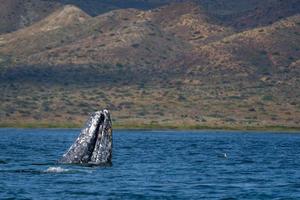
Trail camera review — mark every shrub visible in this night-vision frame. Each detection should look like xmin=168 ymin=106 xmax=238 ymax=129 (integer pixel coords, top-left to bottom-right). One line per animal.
xmin=116 ymin=63 xmax=123 ymax=69
xmin=131 ymin=44 xmax=140 ymax=48
xmin=262 ymin=95 xmax=273 ymax=101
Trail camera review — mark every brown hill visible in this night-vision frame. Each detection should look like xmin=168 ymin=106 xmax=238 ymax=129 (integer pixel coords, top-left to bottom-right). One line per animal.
xmin=0 ymin=5 xmax=91 ymax=61
xmin=0 ymin=0 xmax=171 ymax=34
xmin=0 ymin=4 xmax=194 ymax=67
xmin=142 ymin=2 xmax=234 ymax=46
xmin=191 ymin=0 xmax=299 ymax=30
xmin=0 ymin=2 xmax=232 ymax=67
xmin=2 ymin=0 xmax=299 ymax=34
xmin=0 ymin=1 xmax=299 ymax=129
xmin=190 ymin=14 xmax=300 ymax=71
xmin=214 ymin=0 xmax=300 ymax=30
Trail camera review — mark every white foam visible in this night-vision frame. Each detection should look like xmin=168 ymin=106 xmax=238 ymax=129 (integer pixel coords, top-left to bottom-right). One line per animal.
xmin=44 ymin=167 xmax=70 ymax=173
xmin=224 ymin=153 xmax=228 ymax=158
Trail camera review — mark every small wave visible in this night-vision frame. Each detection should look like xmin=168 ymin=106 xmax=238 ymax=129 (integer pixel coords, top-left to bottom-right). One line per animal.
xmin=216 ymin=153 xmax=228 ymax=159
xmin=32 ymin=162 xmax=56 ymax=166
xmin=44 ymin=167 xmax=70 ymax=173
xmin=0 ymin=160 xmax=8 ymax=164
xmin=0 ymin=169 xmax=42 ymax=174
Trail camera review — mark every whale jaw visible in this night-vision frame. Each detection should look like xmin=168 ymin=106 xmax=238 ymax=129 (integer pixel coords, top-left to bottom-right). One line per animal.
xmin=59 ymin=109 xmax=112 ymax=165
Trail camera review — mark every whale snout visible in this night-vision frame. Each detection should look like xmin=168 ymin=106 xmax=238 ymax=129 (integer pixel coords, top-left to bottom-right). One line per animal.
xmin=59 ymin=109 xmax=113 ymax=165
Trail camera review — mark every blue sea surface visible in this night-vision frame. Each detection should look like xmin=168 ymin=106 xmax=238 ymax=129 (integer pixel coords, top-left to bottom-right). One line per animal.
xmin=0 ymin=128 xmax=300 ymax=199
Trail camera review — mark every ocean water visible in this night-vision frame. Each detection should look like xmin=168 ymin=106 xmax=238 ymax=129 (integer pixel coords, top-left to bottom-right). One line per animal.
xmin=1 ymin=129 xmax=300 ymax=200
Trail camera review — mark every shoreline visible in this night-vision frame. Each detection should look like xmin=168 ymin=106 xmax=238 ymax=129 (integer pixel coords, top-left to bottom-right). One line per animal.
xmin=0 ymin=122 xmax=299 ymax=132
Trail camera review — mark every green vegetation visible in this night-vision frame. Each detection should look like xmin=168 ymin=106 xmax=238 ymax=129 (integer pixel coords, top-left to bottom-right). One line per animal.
xmin=262 ymin=95 xmax=274 ymax=101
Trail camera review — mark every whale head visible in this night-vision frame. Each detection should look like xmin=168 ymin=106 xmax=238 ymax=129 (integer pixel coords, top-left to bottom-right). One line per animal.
xmin=59 ymin=109 xmax=112 ymax=165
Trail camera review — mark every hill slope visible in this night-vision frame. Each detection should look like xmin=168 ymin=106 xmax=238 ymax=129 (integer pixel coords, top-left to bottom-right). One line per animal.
xmin=0 ymin=1 xmax=299 ymax=129
xmin=0 ymin=0 xmax=61 ymax=34
xmin=1 ymin=0 xmax=300 ymax=34
xmin=0 ymin=0 xmax=171 ymax=34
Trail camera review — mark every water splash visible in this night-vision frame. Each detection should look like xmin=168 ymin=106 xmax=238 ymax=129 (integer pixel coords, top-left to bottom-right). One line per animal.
xmin=44 ymin=167 xmax=70 ymax=173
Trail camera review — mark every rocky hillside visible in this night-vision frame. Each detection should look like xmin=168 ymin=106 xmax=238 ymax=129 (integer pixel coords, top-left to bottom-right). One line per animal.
xmin=0 ymin=0 xmax=60 ymax=34
xmin=1 ymin=0 xmax=299 ymax=34
xmin=0 ymin=0 xmax=170 ymax=34
xmin=0 ymin=1 xmax=299 ymax=129
xmin=198 ymin=0 xmax=300 ymax=30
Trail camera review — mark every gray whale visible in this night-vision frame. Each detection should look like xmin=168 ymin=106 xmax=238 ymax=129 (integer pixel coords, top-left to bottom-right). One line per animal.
xmin=59 ymin=109 xmax=112 ymax=165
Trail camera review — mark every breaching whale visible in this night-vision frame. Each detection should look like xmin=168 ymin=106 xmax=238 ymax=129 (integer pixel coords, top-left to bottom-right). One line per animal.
xmin=59 ymin=109 xmax=112 ymax=165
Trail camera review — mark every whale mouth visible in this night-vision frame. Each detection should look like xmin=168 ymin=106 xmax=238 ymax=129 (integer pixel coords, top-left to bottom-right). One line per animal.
xmin=100 ymin=112 xmax=105 ymax=123
xmin=88 ymin=111 xmax=112 ymax=165
xmin=59 ymin=110 xmax=113 ymax=165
